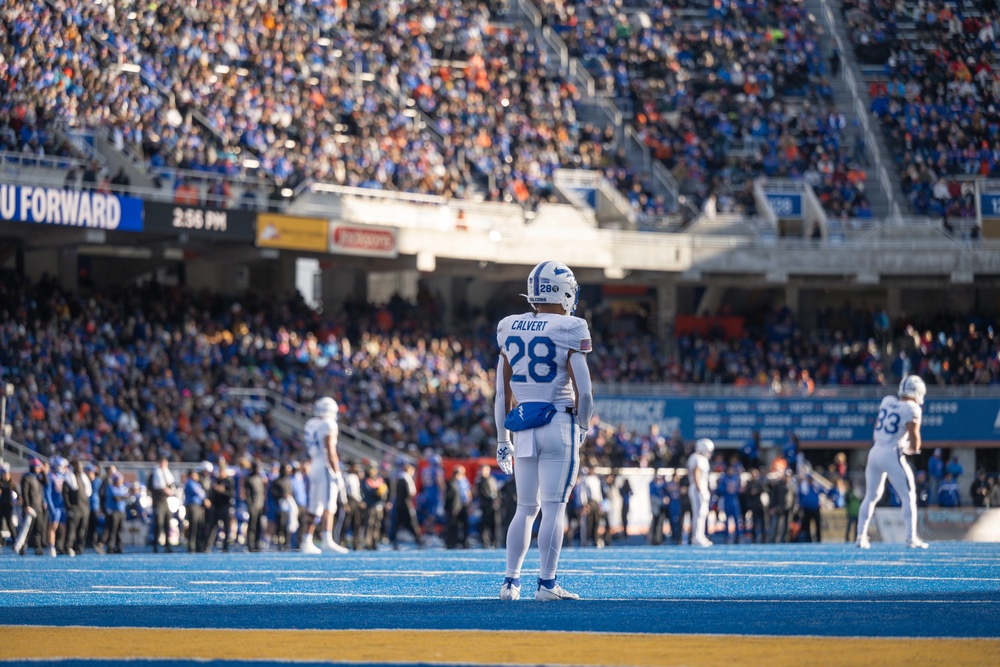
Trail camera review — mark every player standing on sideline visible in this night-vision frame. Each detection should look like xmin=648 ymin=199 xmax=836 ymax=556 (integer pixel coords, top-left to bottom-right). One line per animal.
xmin=856 ymin=376 xmax=929 ymax=549
xmin=496 ymin=261 xmax=594 ymax=602
xmin=302 ymin=397 xmax=349 ymax=554
xmin=687 ymin=439 xmax=714 ymax=547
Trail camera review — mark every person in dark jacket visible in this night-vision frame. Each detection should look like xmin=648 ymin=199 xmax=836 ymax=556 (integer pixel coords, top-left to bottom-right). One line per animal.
xmin=20 ymin=459 xmax=47 ymax=554
xmin=269 ymin=464 xmax=295 ymax=551
xmin=0 ymin=463 xmax=15 ymax=553
xmin=746 ymin=468 xmax=768 ymax=544
xmin=770 ymin=469 xmax=797 ymax=543
xmin=208 ymin=460 xmax=236 ymax=552
xmin=63 ymin=459 xmax=92 ymax=556
xmin=476 ymin=464 xmax=500 ymax=549
xmin=390 ymin=461 xmax=422 ymax=549
xmin=445 ymin=466 xmax=471 ymax=549
xmin=245 ymin=461 xmax=267 ymax=552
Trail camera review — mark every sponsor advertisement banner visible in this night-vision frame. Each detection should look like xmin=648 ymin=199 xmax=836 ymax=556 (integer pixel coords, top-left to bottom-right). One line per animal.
xmin=873 ymin=508 xmax=997 ymax=542
xmin=256 ymin=213 xmax=327 ymax=252
xmin=329 ymin=223 xmax=398 ymax=258
xmin=593 ymin=395 xmax=1000 ymax=445
xmin=0 ymin=183 xmax=143 ymax=232
xmin=145 ymin=201 xmax=255 ymax=240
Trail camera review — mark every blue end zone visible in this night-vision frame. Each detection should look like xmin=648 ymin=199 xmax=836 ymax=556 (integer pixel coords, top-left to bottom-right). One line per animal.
xmin=2 ymin=543 xmax=999 ymax=638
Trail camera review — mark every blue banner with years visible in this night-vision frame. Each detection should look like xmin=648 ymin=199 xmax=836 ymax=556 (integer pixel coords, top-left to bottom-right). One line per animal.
xmin=594 ymin=395 xmax=1000 ymax=446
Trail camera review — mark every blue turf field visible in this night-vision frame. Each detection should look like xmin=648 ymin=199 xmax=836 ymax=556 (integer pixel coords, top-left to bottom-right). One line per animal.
xmin=2 ymin=543 xmax=999 ymax=665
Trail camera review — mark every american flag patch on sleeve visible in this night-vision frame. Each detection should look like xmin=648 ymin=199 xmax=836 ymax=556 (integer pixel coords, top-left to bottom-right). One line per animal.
xmin=579 ymin=339 xmax=592 ymax=352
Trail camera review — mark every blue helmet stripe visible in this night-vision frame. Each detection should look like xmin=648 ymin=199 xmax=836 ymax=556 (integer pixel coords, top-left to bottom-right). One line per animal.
xmin=532 ymin=261 xmax=551 ymax=297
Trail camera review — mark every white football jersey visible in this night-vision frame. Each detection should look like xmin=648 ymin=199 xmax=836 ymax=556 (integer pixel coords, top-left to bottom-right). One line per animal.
xmin=687 ymin=452 xmax=710 ymax=494
xmin=872 ymin=396 xmax=921 ymax=450
xmin=496 ymin=311 xmax=591 ymax=408
xmin=304 ymin=417 xmax=338 ymax=466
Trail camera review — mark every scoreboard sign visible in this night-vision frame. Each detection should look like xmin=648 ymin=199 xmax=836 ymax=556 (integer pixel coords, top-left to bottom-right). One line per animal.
xmin=144 ymin=201 xmax=255 ymax=240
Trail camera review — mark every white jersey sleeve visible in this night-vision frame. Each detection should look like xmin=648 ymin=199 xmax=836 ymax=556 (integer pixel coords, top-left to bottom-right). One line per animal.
xmin=496 ymin=312 xmax=591 ymax=408
xmin=872 ymin=396 xmax=920 ymax=450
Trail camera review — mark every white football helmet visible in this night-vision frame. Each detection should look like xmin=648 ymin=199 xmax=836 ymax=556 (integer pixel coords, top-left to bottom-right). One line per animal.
xmin=524 ymin=260 xmax=579 ymax=315
xmin=898 ymin=375 xmax=927 ymax=406
xmin=695 ymin=438 xmax=715 ymax=456
xmin=314 ymin=397 xmax=339 ymax=420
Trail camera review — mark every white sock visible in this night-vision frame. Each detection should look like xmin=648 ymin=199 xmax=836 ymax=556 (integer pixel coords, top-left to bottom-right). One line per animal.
xmin=322 ymin=531 xmax=332 ymax=543
xmin=505 ymin=503 xmax=539 ymax=579
xmin=538 ymin=501 xmax=566 ymax=580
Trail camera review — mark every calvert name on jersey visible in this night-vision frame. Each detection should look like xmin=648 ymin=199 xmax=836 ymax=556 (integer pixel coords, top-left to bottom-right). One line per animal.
xmin=873 ymin=396 xmax=921 ymax=450
xmin=496 ymin=312 xmax=591 ymax=407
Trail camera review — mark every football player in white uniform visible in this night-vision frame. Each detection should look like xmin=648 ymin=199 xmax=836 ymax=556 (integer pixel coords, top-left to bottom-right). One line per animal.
xmin=856 ymin=376 xmax=929 ymax=549
xmin=302 ymin=397 xmax=348 ymax=554
xmin=496 ymin=261 xmax=594 ymax=602
xmin=687 ymin=438 xmax=714 ymax=547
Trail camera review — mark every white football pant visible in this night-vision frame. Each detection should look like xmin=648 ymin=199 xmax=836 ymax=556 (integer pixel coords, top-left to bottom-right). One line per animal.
xmin=690 ymin=489 xmax=709 ymax=544
xmin=857 ymin=446 xmax=919 ymax=543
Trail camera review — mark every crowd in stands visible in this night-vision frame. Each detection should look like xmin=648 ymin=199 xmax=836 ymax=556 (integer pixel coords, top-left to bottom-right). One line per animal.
xmin=852 ymin=0 xmax=1000 ymax=220
xmin=12 ymin=0 xmax=1000 ymax=226
xmin=0 ymin=0 xmax=674 ymax=217
xmin=0 ymin=274 xmax=997 ymax=475
xmin=589 ymin=304 xmax=1000 ymax=387
xmin=539 ymin=0 xmax=872 ymax=220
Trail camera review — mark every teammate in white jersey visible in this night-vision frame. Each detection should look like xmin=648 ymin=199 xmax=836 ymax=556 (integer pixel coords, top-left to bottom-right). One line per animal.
xmin=687 ymin=438 xmax=714 ymax=547
xmin=302 ymin=397 xmax=348 ymax=554
xmin=856 ymin=375 xmax=929 ymax=549
xmin=496 ymin=260 xmax=594 ymax=602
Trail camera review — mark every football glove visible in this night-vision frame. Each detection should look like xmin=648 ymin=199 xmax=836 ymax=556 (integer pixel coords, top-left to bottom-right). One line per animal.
xmin=496 ymin=440 xmax=514 ymax=475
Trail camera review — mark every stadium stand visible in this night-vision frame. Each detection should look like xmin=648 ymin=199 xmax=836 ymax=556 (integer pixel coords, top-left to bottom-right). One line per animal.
xmin=0 ymin=0 xmax=673 ymax=218
xmin=2 ymin=273 xmax=996 ymax=467
xmin=536 ymin=0 xmax=872 ymax=219
xmin=850 ymin=0 xmax=1000 ymax=223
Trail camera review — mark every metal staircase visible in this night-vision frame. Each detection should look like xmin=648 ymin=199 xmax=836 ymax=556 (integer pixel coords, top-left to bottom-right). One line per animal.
xmin=807 ymin=0 xmax=905 ymax=220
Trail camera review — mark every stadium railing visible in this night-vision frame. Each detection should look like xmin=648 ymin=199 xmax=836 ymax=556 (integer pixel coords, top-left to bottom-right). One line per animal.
xmin=0 ymin=166 xmax=277 ymax=212
xmin=226 ymin=387 xmax=412 ymax=466
xmin=0 ymin=151 xmax=91 ymax=174
xmin=817 ymin=0 xmax=901 ymax=220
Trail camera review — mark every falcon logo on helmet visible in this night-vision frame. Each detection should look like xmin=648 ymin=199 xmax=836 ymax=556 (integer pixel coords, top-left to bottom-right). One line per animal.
xmin=523 ymin=261 xmax=580 ymax=315
xmin=898 ymin=375 xmax=926 ymax=406
xmin=314 ymin=397 xmax=339 ymax=420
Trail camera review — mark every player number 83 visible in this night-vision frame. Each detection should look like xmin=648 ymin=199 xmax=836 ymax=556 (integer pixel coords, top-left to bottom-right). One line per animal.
xmin=875 ymin=408 xmax=900 ymax=434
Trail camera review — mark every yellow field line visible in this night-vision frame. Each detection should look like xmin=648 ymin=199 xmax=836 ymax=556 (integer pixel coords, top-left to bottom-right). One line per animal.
xmin=1 ymin=627 xmax=998 ymax=666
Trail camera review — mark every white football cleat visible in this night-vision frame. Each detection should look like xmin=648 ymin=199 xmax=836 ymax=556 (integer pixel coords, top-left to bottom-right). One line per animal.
xmin=906 ymin=538 xmax=929 ymax=549
xmin=856 ymin=537 xmax=871 ymax=549
xmin=300 ymin=539 xmax=322 ymax=555
xmin=535 ymin=581 xmax=580 ymax=601
xmin=499 ymin=577 xmax=521 ymax=601
xmin=695 ymin=536 xmax=713 ymax=548
xmin=322 ymin=539 xmax=348 ymax=554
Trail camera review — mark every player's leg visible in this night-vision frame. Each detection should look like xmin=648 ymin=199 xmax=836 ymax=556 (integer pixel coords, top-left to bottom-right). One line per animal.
xmin=690 ymin=491 xmax=709 ymax=546
xmin=535 ymin=416 xmax=580 ymax=600
xmin=302 ymin=469 xmax=326 ymax=554
xmin=856 ymin=450 xmax=888 ymax=547
xmin=320 ymin=473 xmax=346 ymax=553
xmin=886 ymin=454 xmax=926 ymax=548
xmin=501 ymin=454 xmax=539 ymax=600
